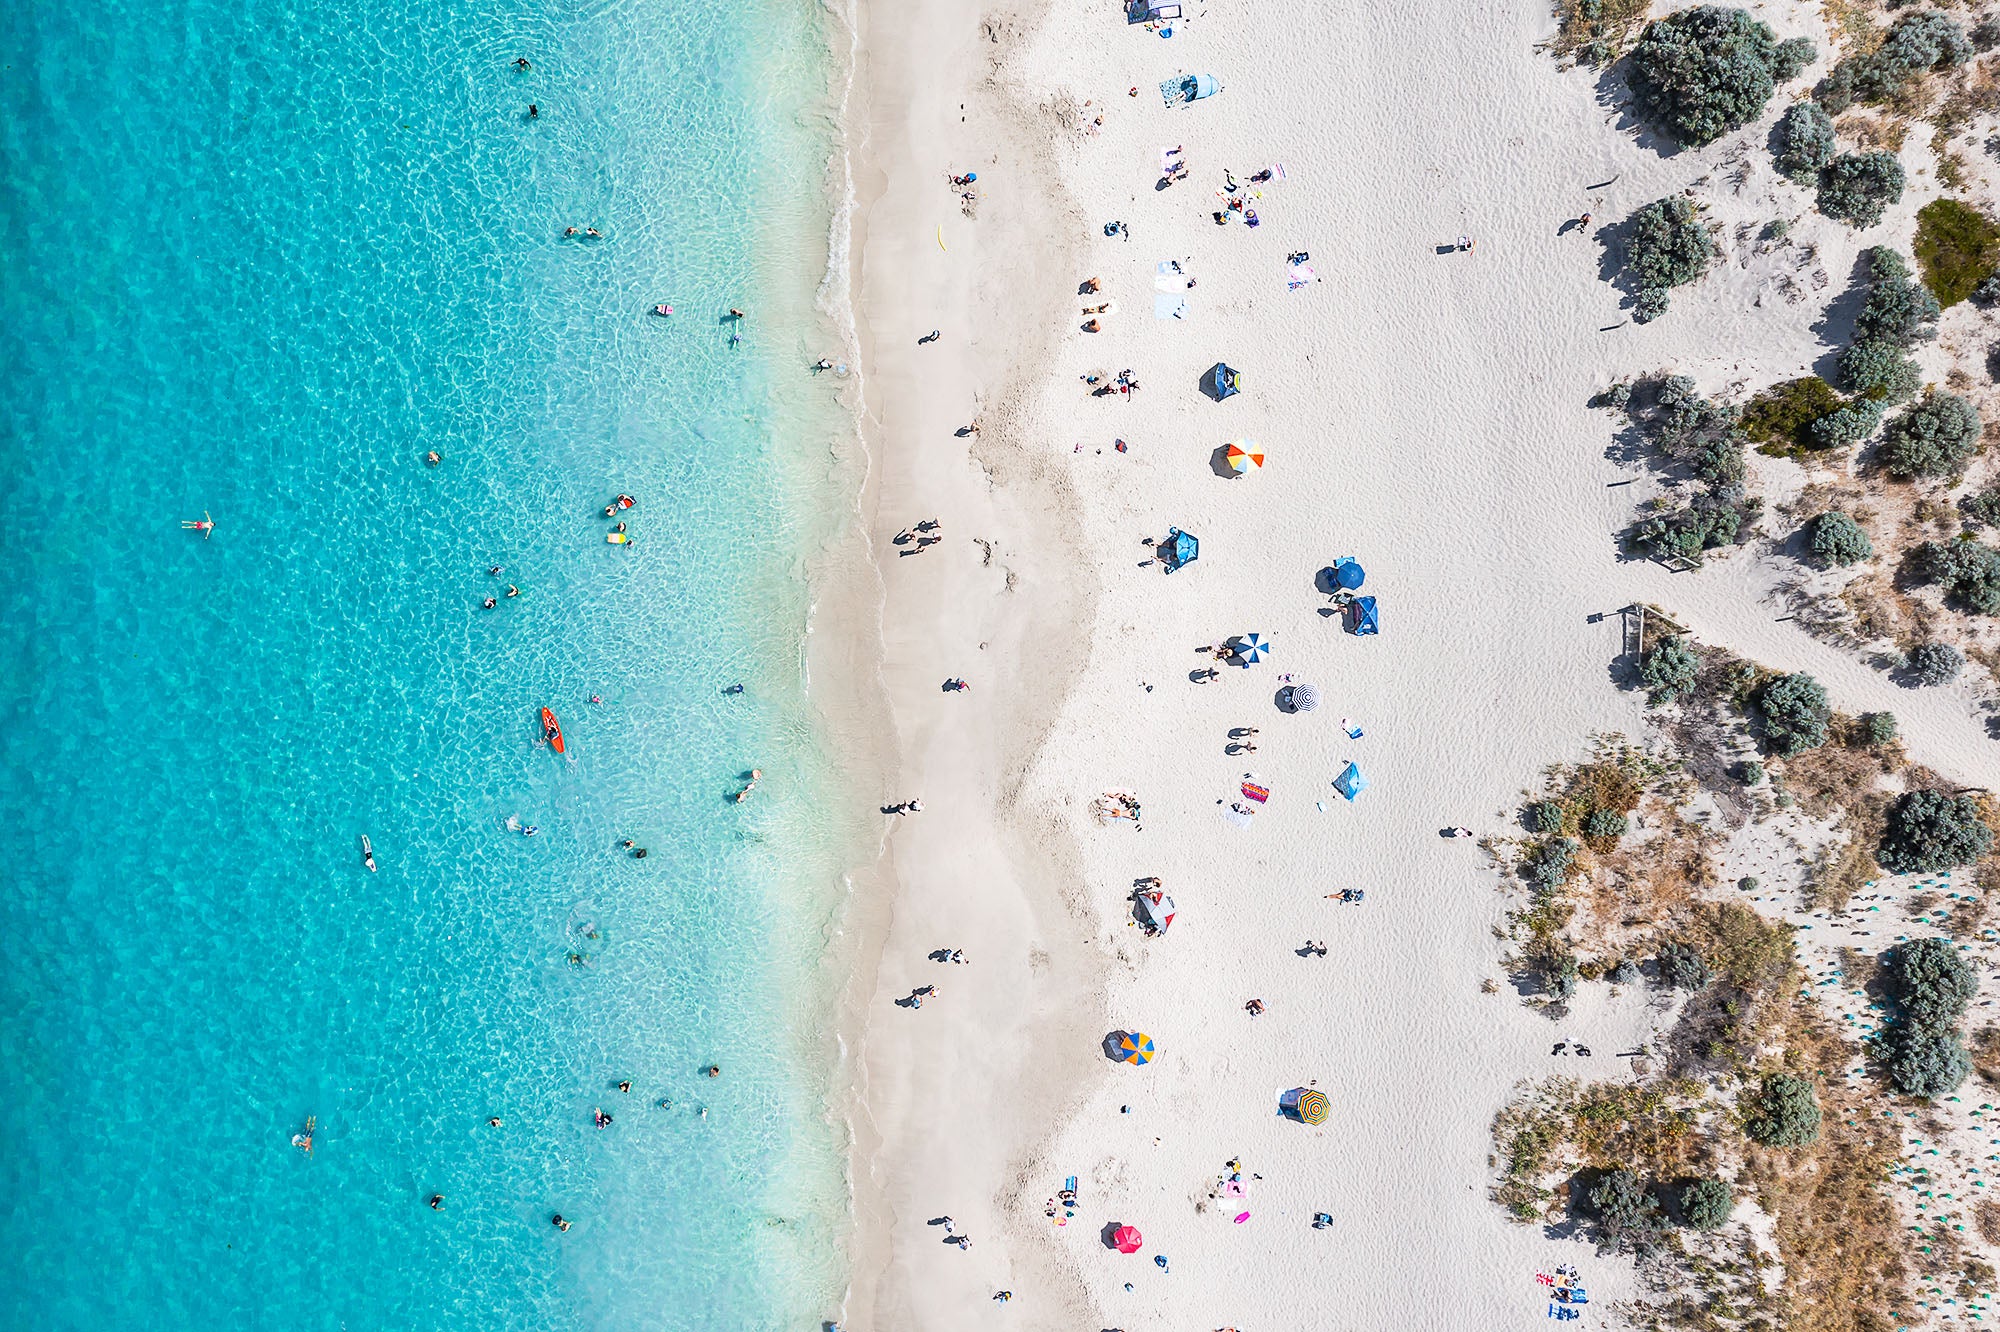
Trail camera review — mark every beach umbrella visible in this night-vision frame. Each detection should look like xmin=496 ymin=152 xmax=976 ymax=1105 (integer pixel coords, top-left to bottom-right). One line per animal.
xmin=1134 ymin=891 xmax=1177 ymax=934
xmin=1234 ymin=633 xmax=1270 ymax=665
xmin=1113 ymin=1225 xmax=1144 ymax=1254
xmin=1292 ymin=1088 xmax=1330 ymax=1125
xmin=1286 ymin=683 xmax=1321 ymax=712
xmin=1117 ymin=1033 xmax=1156 ymax=1065
xmin=1225 ymin=440 xmax=1264 ymax=473
xmin=1333 ymin=557 xmax=1365 ymax=590
xmin=1333 ymin=762 xmax=1368 ymax=801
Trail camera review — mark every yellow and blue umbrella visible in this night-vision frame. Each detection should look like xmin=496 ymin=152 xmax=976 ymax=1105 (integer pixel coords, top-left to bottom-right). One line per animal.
xmin=1117 ymin=1033 xmax=1156 ymax=1065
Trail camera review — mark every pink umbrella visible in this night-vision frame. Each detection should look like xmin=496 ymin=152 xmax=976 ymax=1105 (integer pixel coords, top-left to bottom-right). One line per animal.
xmin=1113 ymin=1225 xmax=1144 ymax=1254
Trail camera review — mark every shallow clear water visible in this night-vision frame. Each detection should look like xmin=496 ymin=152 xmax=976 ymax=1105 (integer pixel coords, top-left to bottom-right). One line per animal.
xmin=0 ymin=1 xmax=852 ymax=1327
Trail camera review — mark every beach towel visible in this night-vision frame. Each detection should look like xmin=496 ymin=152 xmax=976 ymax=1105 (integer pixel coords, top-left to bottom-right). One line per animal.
xmin=1154 ymin=259 xmax=1187 ymax=291
xmin=1341 ymin=717 xmax=1364 ymax=739
xmin=1241 ymin=781 xmax=1269 ymax=804
xmin=1286 ymin=261 xmax=1317 ymax=291
xmin=1154 ymin=292 xmax=1190 ymax=319
xmin=1221 ymin=803 xmax=1255 ymax=828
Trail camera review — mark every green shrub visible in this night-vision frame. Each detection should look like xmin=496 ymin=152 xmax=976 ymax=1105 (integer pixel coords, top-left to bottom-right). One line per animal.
xmin=1772 ymin=37 xmax=1816 ymax=81
xmin=1626 ymin=197 xmax=1719 ymax=319
xmin=1886 ymin=936 xmax=1978 ymax=1029
xmin=1741 ymin=760 xmax=1766 ymax=785
xmin=1694 ymin=438 xmax=1748 ymax=487
xmin=1877 ymin=789 xmax=1995 ymax=873
xmin=1915 ymin=539 xmax=2000 ymax=614
xmin=1549 ymin=952 xmax=1581 ymax=1000
xmin=1818 ymin=152 xmax=1906 ymax=229
xmin=1635 ymin=497 xmax=1744 ymax=560
xmin=1609 ymin=958 xmax=1642 ymax=985
xmin=1915 ymin=199 xmax=2000 ymax=307
xmin=1737 ymin=875 xmax=1760 ymax=890
xmin=1820 ymin=10 xmax=1972 ymax=112
xmin=1634 ymin=288 xmax=1671 ymax=323
xmin=1961 ymin=488 xmax=2000 ymax=527
xmin=1527 ymin=837 xmax=1581 ymax=894
xmin=1891 ymin=1028 xmax=1972 ymax=1097
xmin=1879 ymin=390 xmax=1981 ymax=478
xmin=1530 ymin=799 xmax=1566 ymax=833
xmin=1757 ymin=672 xmax=1829 ymax=754
xmin=1584 ymin=808 xmax=1630 ymax=841
xmin=1773 ymin=100 xmax=1836 ymax=182
xmin=1658 ymin=939 xmax=1714 ymax=990
xmin=1741 ymin=376 xmax=1844 ymax=448
xmin=1628 ymin=7 xmax=1790 ymax=145
xmin=1804 ymin=510 xmax=1873 ymax=566
xmin=1861 ymin=711 xmax=1899 ymax=745
xmin=1588 ymin=1167 xmax=1662 ymax=1239
xmin=1678 ymin=1175 xmax=1734 ymax=1229
xmin=1836 ymin=341 xmax=1922 ymax=403
xmin=1640 ymin=635 xmax=1700 ymax=701
xmin=1745 ymin=1073 xmax=1821 ymax=1147
xmin=1852 ymin=249 xmax=1941 ymax=347
xmin=1884 ymin=937 xmax=1978 ymax=1097
xmin=1907 ymin=641 xmax=1964 ymax=684
xmin=1809 ymin=396 xmax=1886 ymax=448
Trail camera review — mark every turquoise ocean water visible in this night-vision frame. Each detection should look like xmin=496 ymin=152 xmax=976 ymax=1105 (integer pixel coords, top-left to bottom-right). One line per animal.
xmin=0 ymin=1 xmax=855 ymax=1327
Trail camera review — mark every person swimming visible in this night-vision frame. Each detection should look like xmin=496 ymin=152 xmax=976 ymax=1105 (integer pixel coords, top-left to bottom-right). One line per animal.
xmin=722 ymin=684 xmax=745 ymax=695
xmin=552 ymin=1214 xmax=570 ymax=1231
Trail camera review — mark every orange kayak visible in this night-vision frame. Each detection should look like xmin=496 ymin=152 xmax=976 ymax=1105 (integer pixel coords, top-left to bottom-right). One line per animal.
xmin=541 ymin=707 xmax=565 ymax=754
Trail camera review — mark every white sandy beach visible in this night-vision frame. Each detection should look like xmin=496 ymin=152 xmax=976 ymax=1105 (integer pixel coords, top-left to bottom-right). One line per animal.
xmin=833 ymin=1 xmax=2000 ymax=1328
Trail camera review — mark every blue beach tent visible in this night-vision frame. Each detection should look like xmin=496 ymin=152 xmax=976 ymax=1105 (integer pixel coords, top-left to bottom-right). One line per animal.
xmin=1166 ymin=527 xmax=1199 ymax=571
xmin=1333 ymin=762 xmax=1369 ymax=801
xmin=1210 ymin=363 xmax=1241 ymax=399
xmin=1160 ymin=73 xmax=1220 ymax=107
xmin=1346 ymin=595 xmax=1378 ymax=636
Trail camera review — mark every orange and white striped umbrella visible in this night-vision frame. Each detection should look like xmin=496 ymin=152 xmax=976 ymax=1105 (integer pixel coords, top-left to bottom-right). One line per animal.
xmin=1225 ymin=440 xmax=1264 ymax=473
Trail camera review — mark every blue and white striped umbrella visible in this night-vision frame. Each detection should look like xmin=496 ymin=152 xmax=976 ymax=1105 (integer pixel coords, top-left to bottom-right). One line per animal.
xmin=1235 ymin=633 xmax=1271 ymax=664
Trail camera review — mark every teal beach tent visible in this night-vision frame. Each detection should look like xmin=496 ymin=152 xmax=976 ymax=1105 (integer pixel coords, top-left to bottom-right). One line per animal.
xmin=1333 ymin=762 xmax=1369 ymax=801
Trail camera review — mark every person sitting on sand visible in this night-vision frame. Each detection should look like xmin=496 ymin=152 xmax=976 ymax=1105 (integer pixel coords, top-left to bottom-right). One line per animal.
xmin=1244 ymin=999 xmax=1265 ymax=1016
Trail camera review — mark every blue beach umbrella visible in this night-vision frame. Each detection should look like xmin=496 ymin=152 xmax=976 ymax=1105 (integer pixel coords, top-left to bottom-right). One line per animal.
xmin=1333 ymin=762 xmax=1369 ymax=801
xmin=1117 ymin=1033 xmax=1157 ymax=1065
xmin=1333 ymin=557 xmax=1366 ymax=590
xmin=1234 ymin=633 xmax=1270 ymax=665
